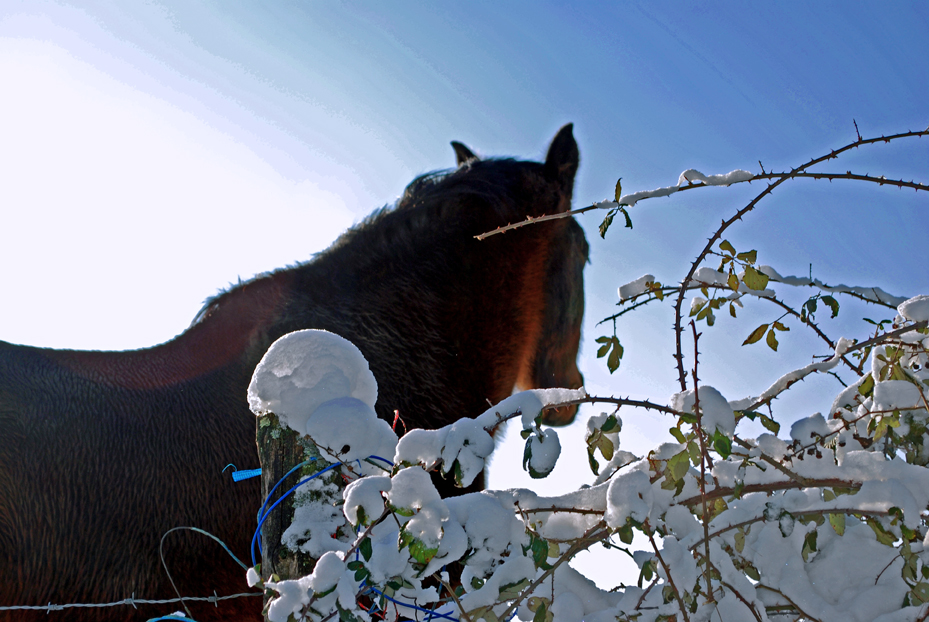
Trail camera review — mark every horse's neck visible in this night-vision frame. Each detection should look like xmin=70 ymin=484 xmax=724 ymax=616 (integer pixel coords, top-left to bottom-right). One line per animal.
xmin=50 ymin=272 xmax=294 ymax=390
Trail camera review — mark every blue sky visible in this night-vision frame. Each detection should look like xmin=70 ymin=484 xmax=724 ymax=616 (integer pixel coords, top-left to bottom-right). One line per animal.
xmin=1 ymin=0 xmax=927 ymax=581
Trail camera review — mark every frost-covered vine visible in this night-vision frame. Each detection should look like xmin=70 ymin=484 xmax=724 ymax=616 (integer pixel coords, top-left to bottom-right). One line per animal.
xmin=247 ymin=124 xmax=929 ymax=622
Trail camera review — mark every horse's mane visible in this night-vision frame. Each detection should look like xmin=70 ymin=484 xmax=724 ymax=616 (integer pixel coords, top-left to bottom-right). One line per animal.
xmin=192 ymin=157 xmax=538 ymax=326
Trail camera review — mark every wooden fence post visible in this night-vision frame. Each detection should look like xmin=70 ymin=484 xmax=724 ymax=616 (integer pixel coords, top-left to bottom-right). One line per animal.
xmin=256 ymin=413 xmax=348 ymax=616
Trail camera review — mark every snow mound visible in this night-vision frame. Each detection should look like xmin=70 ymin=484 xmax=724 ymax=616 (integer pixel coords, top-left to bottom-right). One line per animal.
xmin=247 ymin=329 xmax=378 ymax=433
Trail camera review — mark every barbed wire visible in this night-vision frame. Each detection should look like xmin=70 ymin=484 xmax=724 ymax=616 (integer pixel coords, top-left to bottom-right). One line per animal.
xmin=0 ymin=590 xmax=262 ymax=613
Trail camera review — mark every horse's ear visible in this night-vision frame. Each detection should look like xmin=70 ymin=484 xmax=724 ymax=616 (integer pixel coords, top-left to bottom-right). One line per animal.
xmin=451 ymin=141 xmax=479 ymax=166
xmin=544 ymin=123 xmax=579 ymax=191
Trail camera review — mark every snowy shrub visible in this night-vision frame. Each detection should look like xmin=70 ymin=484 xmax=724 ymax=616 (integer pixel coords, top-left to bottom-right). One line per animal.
xmin=248 ymin=125 xmax=929 ymax=622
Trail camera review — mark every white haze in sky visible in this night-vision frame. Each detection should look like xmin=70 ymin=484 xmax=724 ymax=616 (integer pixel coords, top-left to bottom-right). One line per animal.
xmin=0 ymin=38 xmax=354 ymax=350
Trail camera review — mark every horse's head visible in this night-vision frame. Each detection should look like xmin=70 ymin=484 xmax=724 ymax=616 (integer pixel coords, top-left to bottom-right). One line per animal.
xmin=453 ymin=125 xmax=587 ymax=427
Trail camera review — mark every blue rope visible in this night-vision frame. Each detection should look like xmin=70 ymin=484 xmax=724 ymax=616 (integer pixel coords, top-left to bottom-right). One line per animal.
xmin=248 ymin=453 xmax=396 ymax=566
xmin=364 ymin=585 xmax=459 ymax=621
xmin=250 ymin=462 xmax=341 ymax=567
xmin=232 ymin=468 xmax=262 ymax=482
xmin=254 ymin=458 xmax=318 ymax=523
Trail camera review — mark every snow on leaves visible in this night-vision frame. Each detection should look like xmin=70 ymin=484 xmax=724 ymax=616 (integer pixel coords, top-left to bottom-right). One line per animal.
xmin=249 ymin=127 xmax=929 ymax=622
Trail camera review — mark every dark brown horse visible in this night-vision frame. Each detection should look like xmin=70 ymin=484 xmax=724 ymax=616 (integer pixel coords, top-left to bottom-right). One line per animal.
xmin=0 ymin=125 xmax=587 ymax=621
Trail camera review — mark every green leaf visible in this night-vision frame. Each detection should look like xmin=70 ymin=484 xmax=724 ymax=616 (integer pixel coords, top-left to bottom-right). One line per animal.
xmin=360 ymin=537 xmax=373 ymax=562
xmin=828 ymin=513 xmax=845 ymax=536
xmin=599 ymin=209 xmax=616 ymax=239
xmin=392 ymin=505 xmax=415 ymax=518
xmin=736 ymin=249 xmax=757 ymax=264
xmin=858 ymin=374 xmax=875 ymax=397
xmin=743 ymin=324 xmax=770 ymax=345
xmin=772 ymin=321 xmax=789 ymax=332
xmin=719 ymin=240 xmax=736 ymax=255
xmin=801 ymin=529 xmax=818 ymax=562
xmin=912 ymin=583 xmax=929 ymax=604
xmin=734 ymin=529 xmax=745 ymax=553
xmin=687 ymin=441 xmax=701 ymax=466
xmin=596 ymin=336 xmax=612 ymax=358
xmin=744 ymin=564 xmax=760 ymax=581
xmin=614 ymin=178 xmax=623 ymax=203
xmin=822 ymin=295 xmax=840 ymax=318
xmin=732 ymin=480 xmax=745 ymax=499
xmin=822 ymin=489 xmax=836 ymax=502
xmin=528 ymin=532 xmax=553 ymax=570
xmin=712 ymin=432 xmax=732 ymax=459
xmin=587 ymin=450 xmax=600 ymax=476
xmin=729 ymin=302 xmax=738 ymax=318
xmin=618 ymin=206 xmax=633 ymax=229
xmin=867 ymin=519 xmax=897 ymax=546
xmin=760 ymin=414 xmax=780 ymax=435
xmin=408 ymin=538 xmax=438 ymax=565
xmin=742 ymin=266 xmax=770 ymax=291
xmin=668 ymin=450 xmax=690 ymax=481
xmin=669 ymin=427 xmax=686 ymax=443
xmin=601 ymin=414 xmax=620 ymax=433
xmin=499 ymin=579 xmax=531 ymax=601
xmin=607 ymin=340 xmax=623 ymax=373
xmin=637 ymin=560 xmax=654 ymax=587
xmin=617 ymin=523 xmax=634 ymax=545
xmin=766 ymin=328 xmax=779 ymax=351
xmin=727 ymin=272 xmax=740 ymax=292
xmin=340 ymin=606 xmax=364 ymax=622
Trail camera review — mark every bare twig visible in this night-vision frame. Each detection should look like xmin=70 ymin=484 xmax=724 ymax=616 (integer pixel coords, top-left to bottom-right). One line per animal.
xmin=647 ymin=528 xmax=692 ymax=622
xmin=671 ymin=127 xmax=928 ymax=391
xmin=689 ymin=321 xmax=715 ymax=602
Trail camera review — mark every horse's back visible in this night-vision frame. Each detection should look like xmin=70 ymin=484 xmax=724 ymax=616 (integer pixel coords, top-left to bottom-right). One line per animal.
xmin=0 ymin=126 xmax=585 ymax=621
xmin=0 ymin=340 xmax=258 ymax=620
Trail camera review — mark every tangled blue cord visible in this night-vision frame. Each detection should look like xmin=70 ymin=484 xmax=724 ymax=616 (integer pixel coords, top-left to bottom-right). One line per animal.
xmin=248 ymin=455 xmax=394 ymax=567
xmin=239 ymin=454 xmax=521 ymax=622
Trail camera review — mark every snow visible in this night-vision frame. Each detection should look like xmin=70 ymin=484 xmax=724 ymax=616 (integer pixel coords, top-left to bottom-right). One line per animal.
xmin=729 ymin=337 xmax=853 ymax=410
xmin=305 ymin=396 xmax=397 ymax=463
xmin=247 ymin=329 xmax=378 ymax=433
xmin=604 ymin=469 xmax=654 ymax=527
xmin=677 ymin=168 xmax=754 ymax=186
xmin=247 ymin=263 xmax=929 ymax=622
xmin=899 ymin=294 xmax=929 ymax=322
xmin=264 ymin=551 xmax=346 ymax=622
xmin=789 ymin=412 xmax=831 ymax=443
xmin=692 ymin=267 xmax=727 ymax=285
xmin=282 ymin=475 xmax=351 ymax=558
xmin=873 ymin=380 xmax=926 ymax=414
xmin=393 ymin=387 xmax=584 ymax=487
xmin=758 ymin=265 xmax=908 ymax=306
xmin=343 ymin=475 xmax=391 ymax=525
xmin=596 ymin=168 xmax=753 ymax=209
xmin=524 ymin=427 xmax=561 ymax=477
xmin=670 ymin=385 xmax=736 ymax=436
xmin=618 ymin=274 xmax=656 ymax=301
